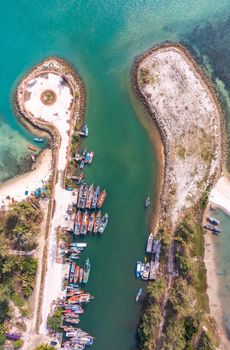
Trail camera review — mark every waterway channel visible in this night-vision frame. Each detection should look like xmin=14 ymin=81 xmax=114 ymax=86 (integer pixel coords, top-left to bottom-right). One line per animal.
xmin=0 ymin=1 xmax=230 ymax=349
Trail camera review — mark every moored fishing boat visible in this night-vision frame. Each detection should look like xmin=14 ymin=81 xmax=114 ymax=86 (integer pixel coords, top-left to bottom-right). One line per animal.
xmin=207 ymin=216 xmax=220 ymax=225
xmin=78 ymin=124 xmax=88 ymax=137
xmin=76 ymin=172 xmax=84 ymax=184
xmin=93 ymin=211 xmax=101 ymax=233
xmin=140 ymin=263 xmax=145 ymax=275
xmin=83 ymin=257 xmax=90 ymax=284
xmin=75 ymin=189 xmax=79 ymax=206
xmin=73 ymin=265 xmax=80 ymax=285
xmin=88 ymin=151 xmax=94 ymax=164
xmin=79 ymin=268 xmax=84 ymax=283
xmin=91 ymin=186 xmax=100 ymax=209
xmin=74 ymin=211 xmax=82 ymax=236
xmin=136 ymin=288 xmax=143 ymax=302
xmin=79 ymin=160 xmax=85 ymax=169
xmin=98 ymin=213 xmax=108 ymax=235
xmin=97 ymin=189 xmax=107 ymax=208
xmin=69 ymin=262 xmax=76 ymax=284
xmin=64 ymin=318 xmax=80 ymax=325
xmin=77 ymin=184 xmax=88 ymax=209
xmin=88 ymin=212 xmax=96 ymax=232
xmin=136 ymin=261 xmax=142 ymax=278
xmin=203 ymin=224 xmax=222 ymax=234
xmin=81 ymin=211 xmax=89 ymax=235
xmin=82 ymin=148 xmax=87 ymax=157
xmin=146 ymin=232 xmax=153 ymax=253
xmin=67 ymin=293 xmax=93 ymax=304
xmin=144 ymin=197 xmax=150 ymax=208
xmin=142 ymin=262 xmax=150 ymax=280
xmin=66 ymin=289 xmax=83 ymax=298
xmin=70 ymin=242 xmax=87 ymax=249
xmin=85 ymin=184 xmax=94 ymax=209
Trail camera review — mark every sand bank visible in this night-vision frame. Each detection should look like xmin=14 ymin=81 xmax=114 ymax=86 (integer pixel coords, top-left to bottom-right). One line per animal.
xmin=0 ymin=149 xmax=52 ymax=205
xmin=209 ymin=175 xmax=230 ymax=215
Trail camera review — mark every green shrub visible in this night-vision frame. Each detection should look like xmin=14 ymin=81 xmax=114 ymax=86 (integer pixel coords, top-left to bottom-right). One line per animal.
xmin=14 ymin=339 xmax=24 ymax=349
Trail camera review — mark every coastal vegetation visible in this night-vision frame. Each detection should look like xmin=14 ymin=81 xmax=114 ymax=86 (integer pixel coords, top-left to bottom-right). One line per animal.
xmin=137 ymin=277 xmax=166 ymax=349
xmin=47 ymin=307 xmax=62 ymax=333
xmin=138 ymin=211 xmax=218 ymax=350
xmin=0 ymin=200 xmax=43 ymax=251
xmin=0 ymin=200 xmax=41 ymax=348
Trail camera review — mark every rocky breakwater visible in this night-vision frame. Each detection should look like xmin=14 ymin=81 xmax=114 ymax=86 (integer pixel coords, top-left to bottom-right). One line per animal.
xmin=133 ymin=42 xmax=223 ymax=349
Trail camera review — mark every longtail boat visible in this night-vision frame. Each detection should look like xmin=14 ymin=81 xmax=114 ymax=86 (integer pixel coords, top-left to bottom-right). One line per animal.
xmin=91 ymin=186 xmax=100 ymax=209
xmin=98 ymin=213 xmax=108 ymax=235
xmin=88 ymin=212 xmax=96 ymax=232
xmin=97 ymin=189 xmax=107 ymax=208
xmin=73 ymin=265 xmax=80 ymax=285
xmin=79 ymin=268 xmax=84 ymax=283
xmin=85 ymin=184 xmax=94 ymax=209
xmin=69 ymin=262 xmax=76 ymax=284
xmin=74 ymin=211 xmax=82 ymax=236
xmin=83 ymin=257 xmax=90 ymax=284
xmin=81 ymin=211 xmax=89 ymax=235
xmin=93 ymin=211 xmax=101 ymax=233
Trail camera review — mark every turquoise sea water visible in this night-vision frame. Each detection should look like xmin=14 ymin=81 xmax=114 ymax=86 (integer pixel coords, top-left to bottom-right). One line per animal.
xmin=1 ymin=1 xmax=230 ymax=348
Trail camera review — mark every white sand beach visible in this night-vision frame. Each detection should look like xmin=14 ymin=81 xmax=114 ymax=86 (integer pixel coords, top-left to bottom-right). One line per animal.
xmin=0 ymin=149 xmax=52 ymax=206
xmin=210 ymin=175 xmax=230 ymax=215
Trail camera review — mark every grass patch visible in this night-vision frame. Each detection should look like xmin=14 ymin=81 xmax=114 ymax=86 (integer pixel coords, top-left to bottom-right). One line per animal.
xmin=177 ymin=146 xmax=186 ymax=159
xmin=201 ymin=146 xmax=212 ymax=162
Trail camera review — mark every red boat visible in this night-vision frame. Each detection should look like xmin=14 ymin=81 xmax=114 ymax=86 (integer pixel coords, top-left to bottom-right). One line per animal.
xmin=73 ymin=265 xmax=80 ymax=284
xmin=97 ymin=190 xmax=107 ymax=208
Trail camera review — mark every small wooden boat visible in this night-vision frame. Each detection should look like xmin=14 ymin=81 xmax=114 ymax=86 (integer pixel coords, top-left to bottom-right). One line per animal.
xmin=27 ymin=144 xmax=37 ymax=152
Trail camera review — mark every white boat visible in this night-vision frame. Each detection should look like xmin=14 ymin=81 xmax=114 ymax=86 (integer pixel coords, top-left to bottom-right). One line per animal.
xmin=136 ymin=261 xmax=142 ymax=278
xmin=142 ymin=262 xmax=150 ymax=280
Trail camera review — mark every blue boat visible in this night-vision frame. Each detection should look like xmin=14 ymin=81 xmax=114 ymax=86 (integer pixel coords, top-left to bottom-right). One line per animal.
xmin=207 ymin=216 xmax=220 ymax=225
xmin=136 ymin=261 xmax=142 ymax=278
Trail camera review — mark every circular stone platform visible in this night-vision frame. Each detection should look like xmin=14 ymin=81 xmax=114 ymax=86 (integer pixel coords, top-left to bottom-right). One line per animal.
xmin=23 ymin=72 xmax=74 ymax=122
xmin=40 ymin=89 xmax=57 ymax=106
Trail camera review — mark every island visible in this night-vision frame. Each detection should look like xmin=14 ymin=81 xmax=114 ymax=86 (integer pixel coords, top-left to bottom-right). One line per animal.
xmin=133 ymin=43 xmax=228 ymax=349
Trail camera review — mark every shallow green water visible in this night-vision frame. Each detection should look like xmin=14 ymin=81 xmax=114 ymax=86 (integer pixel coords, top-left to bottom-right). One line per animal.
xmin=1 ymin=1 xmax=230 ymax=348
